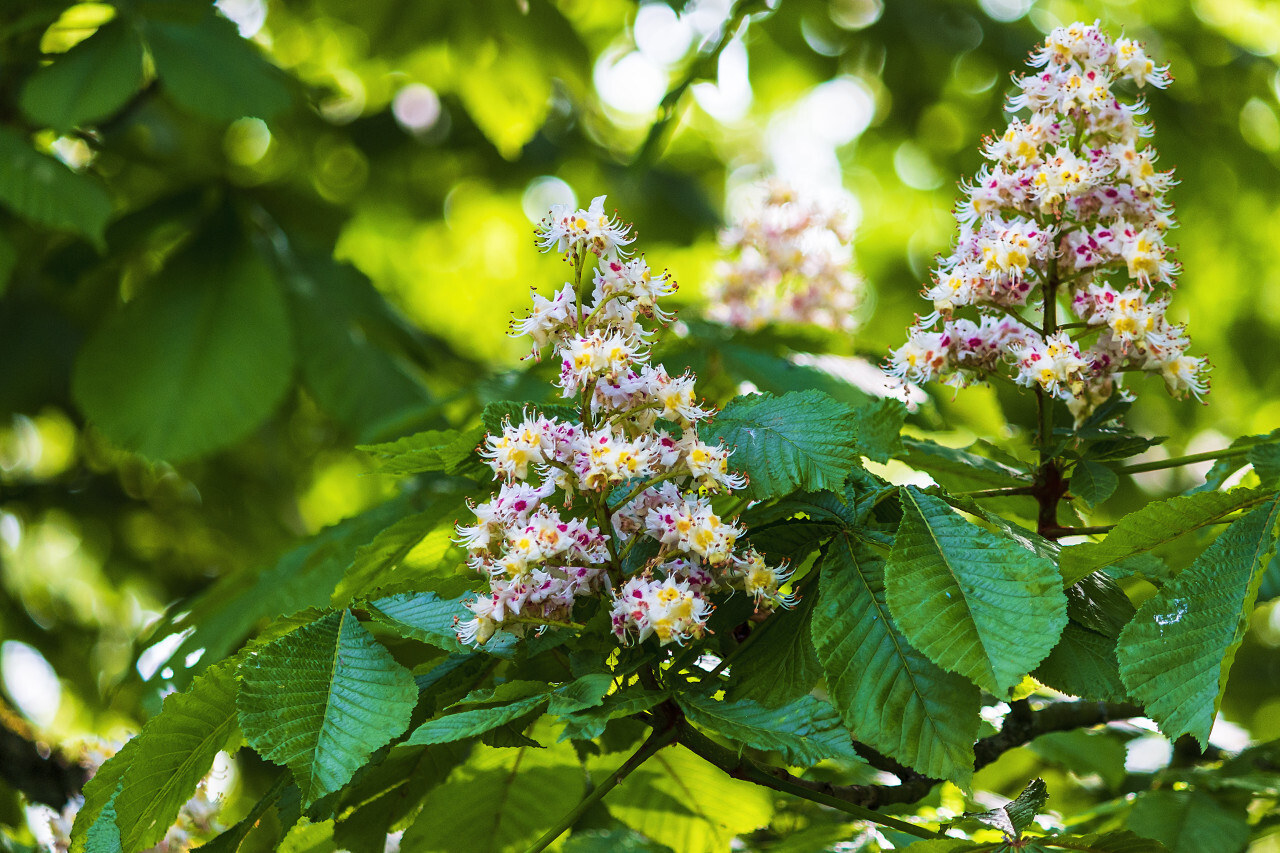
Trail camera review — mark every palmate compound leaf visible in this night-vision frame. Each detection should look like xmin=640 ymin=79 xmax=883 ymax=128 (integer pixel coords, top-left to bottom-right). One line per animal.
xmin=886 ymin=487 xmax=1068 ymax=697
xmin=1059 ymin=487 xmax=1271 ymax=586
xmin=73 ymin=660 xmax=241 ymax=853
xmin=701 ymin=390 xmax=862 ymax=501
xmin=237 ymin=610 xmax=418 ymax=807
xmin=1116 ymin=494 xmax=1280 ymax=746
xmin=675 ymin=692 xmax=863 ymax=766
xmin=811 ymin=532 xmax=981 ymax=787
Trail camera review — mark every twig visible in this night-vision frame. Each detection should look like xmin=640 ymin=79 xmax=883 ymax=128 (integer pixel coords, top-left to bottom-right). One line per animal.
xmin=1112 ymin=446 xmax=1249 ymax=475
xmin=526 ymin=726 xmax=679 ymax=853
xmin=955 ymin=486 xmax=1038 ymax=499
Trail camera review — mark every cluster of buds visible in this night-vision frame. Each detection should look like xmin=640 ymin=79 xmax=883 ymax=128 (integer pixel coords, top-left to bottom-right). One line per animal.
xmin=42 ymin=739 xmax=222 ymax=851
xmin=455 ymin=197 xmax=793 ymax=648
xmin=887 ymin=22 xmax=1209 ymax=422
xmin=708 ymin=179 xmax=862 ymax=332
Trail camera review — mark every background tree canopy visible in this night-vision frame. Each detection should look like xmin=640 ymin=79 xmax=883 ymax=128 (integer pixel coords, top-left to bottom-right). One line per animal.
xmin=2 ymin=0 xmax=1280 ymax=851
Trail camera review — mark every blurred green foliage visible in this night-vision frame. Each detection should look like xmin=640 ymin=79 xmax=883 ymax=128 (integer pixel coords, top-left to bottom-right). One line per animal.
xmin=1 ymin=0 xmax=1279 ymax=850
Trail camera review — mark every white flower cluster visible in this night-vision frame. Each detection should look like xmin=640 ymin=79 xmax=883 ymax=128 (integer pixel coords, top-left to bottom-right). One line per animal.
xmin=456 ymin=197 xmax=793 ymax=648
xmin=708 ymin=180 xmax=862 ymax=332
xmin=888 ymin=22 xmax=1208 ymax=422
xmin=42 ymin=739 xmax=222 ymax=852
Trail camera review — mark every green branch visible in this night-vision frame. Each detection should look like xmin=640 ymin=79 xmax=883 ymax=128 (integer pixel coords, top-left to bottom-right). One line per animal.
xmin=1112 ymin=446 xmax=1250 ymax=475
xmin=675 ymin=723 xmax=945 ymax=839
xmin=526 ymin=725 xmax=679 ymax=853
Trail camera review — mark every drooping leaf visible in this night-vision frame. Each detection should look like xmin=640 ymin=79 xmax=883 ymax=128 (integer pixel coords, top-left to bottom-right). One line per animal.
xmin=406 ymin=693 xmax=550 ymax=746
xmin=966 ymin=778 xmax=1047 ymax=838
xmin=237 ymin=610 xmax=418 ymax=806
xmin=886 ymin=487 xmax=1068 ymax=697
xmin=1072 ymin=460 xmax=1119 ymax=507
xmin=1117 ymin=495 xmax=1280 ymax=746
xmin=548 ymin=673 xmax=615 ymax=716
xmin=331 ymin=494 xmax=468 ymax=605
xmin=607 ymin=745 xmax=774 ymax=853
xmin=283 ymin=253 xmax=434 ymax=439
xmin=702 ymin=390 xmax=862 ymax=500
xmin=1249 ymin=442 xmax=1280 ymax=486
xmin=1033 ymin=623 xmax=1130 ymax=703
xmin=811 ymin=533 xmax=980 ymax=786
xmin=900 ymin=437 xmax=1032 ymax=492
xmin=143 ymin=10 xmax=293 ymax=121
xmin=190 ymin=775 xmax=287 ymax=853
xmin=72 ymin=230 xmax=293 ymax=461
xmin=19 ymin=20 xmax=144 ymax=131
xmin=725 ymin=586 xmax=822 ymax=707
xmin=558 ymin=691 xmax=666 ymax=742
xmin=369 ymin=591 xmax=518 ymax=659
xmin=142 ymin=496 xmax=417 ymax=691
xmin=399 ymin=739 xmax=583 ymax=852
xmin=676 ymin=692 xmax=862 ymax=766
xmin=1125 ymin=791 xmax=1249 ymax=853
xmin=1190 ymin=429 xmax=1280 ymax=493
xmin=1059 ymin=488 xmax=1270 ymax=585
xmin=84 ymin=795 xmax=122 ymax=853
xmin=74 ymin=661 xmax=241 ymax=853
xmin=357 ymin=426 xmax=487 ymax=477
xmin=1065 ymin=573 xmax=1135 ymax=639
xmin=0 ymin=128 xmax=112 ymax=245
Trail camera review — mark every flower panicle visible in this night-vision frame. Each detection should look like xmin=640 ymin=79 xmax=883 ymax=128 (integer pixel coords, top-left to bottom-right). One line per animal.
xmin=886 ymin=22 xmax=1207 ymax=423
xmin=458 ymin=196 xmax=790 ymax=650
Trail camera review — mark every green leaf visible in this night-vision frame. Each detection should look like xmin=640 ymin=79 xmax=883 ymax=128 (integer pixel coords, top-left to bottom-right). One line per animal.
xmin=357 ymin=427 xmax=485 ymax=477
xmin=19 ymin=20 xmax=144 ymax=131
xmin=1059 ymin=488 xmax=1270 ymax=586
xmin=482 ymin=400 xmax=579 ymax=433
xmin=330 ymin=494 xmax=468 ymax=605
xmin=400 ymin=739 xmax=584 ymax=852
xmin=562 ymin=829 xmax=674 ymax=853
xmin=1072 ymin=460 xmax=1118 ymax=507
xmin=900 ymin=437 xmax=1031 ymax=492
xmin=73 ymin=661 xmax=241 ymax=852
xmin=332 ymin=741 xmax=470 ymax=852
xmin=143 ymin=496 xmax=418 ymax=691
xmin=369 ymin=591 xmax=519 ymax=658
xmin=407 ymin=693 xmax=549 ymax=745
xmin=812 ymin=533 xmax=980 ymax=786
xmin=0 ymin=128 xmax=112 ymax=244
xmin=1033 ymin=623 xmax=1130 ymax=703
xmin=1191 ymin=429 xmax=1280 ymax=493
xmin=967 ymin=778 xmax=1047 ymax=838
xmin=1125 ymin=791 xmax=1248 ymax=853
xmin=1065 ymin=573 xmax=1135 ymax=639
xmin=702 ymin=391 xmax=862 ymax=500
xmin=904 ymin=831 xmax=1169 ymax=852
xmin=143 ymin=11 xmax=292 ymax=122
xmin=283 ymin=253 xmax=433 ymax=439
xmin=237 ymin=610 xmax=418 ymax=806
xmin=1117 ymin=495 xmax=1280 ymax=745
xmin=676 ymin=692 xmax=862 ymax=766
xmin=548 ymin=673 xmax=615 ymax=716
xmin=886 ymin=487 xmax=1068 ymax=697
xmin=84 ymin=796 xmax=122 ymax=853
xmin=558 ymin=691 xmax=666 ymax=742
xmin=72 ymin=230 xmax=293 ymax=461
xmin=725 ymin=585 xmax=822 ymax=707
xmin=191 ymin=776 xmax=286 ymax=853
xmin=607 ymin=745 xmax=774 ymax=853
xmin=1249 ymin=442 xmax=1280 ymax=486
xmin=851 ymin=397 xmax=908 ymax=463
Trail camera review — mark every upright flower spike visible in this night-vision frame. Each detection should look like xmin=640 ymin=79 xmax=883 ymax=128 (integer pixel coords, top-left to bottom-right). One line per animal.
xmin=887 ymin=23 xmax=1208 ymax=422
xmin=457 ymin=196 xmax=792 ymax=648
xmin=709 ymin=179 xmax=863 ymax=332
